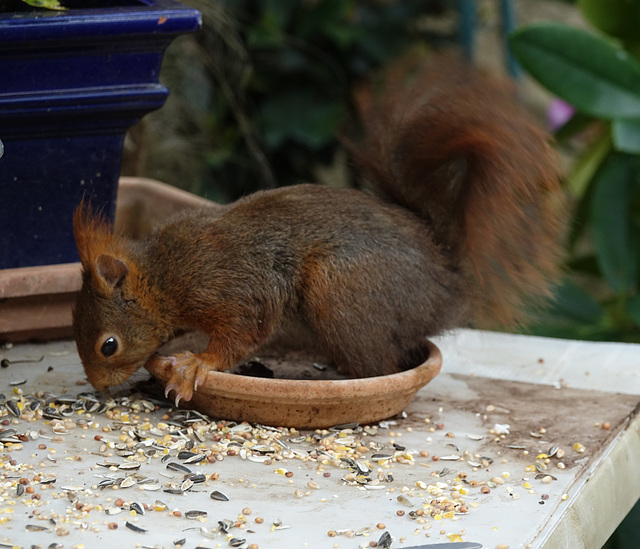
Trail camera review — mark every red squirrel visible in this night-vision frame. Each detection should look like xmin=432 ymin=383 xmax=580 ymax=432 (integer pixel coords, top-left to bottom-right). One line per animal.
xmin=72 ymin=59 xmax=564 ymax=405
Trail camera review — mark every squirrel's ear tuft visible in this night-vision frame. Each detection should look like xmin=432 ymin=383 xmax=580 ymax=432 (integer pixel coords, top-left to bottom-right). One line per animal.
xmin=94 ymin=254 xmax=129 ymax=290
xmin=73 ymin=198 xmax=116 ymax=267
xmin=74 ymin=198 xmax=95 ymax=266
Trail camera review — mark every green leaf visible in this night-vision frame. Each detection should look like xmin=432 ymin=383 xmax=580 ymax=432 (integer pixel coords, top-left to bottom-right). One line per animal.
xmin=612 ymin=118 xmax=640 ymax=153
xmin=509 ymin=23 xmax=640 ymax=119
xmin=20 ymin=0 xmax=66 ymax=10
xmin=525 ymin=279 xmax=606 ymax=340
xmin=590 ymin=153 xmax=640 ymax=292
xmin=566 ymin=128 xmax=611 ymax=198
xmin=554 ymin=111 xmax=595 ymax=144
xmin=550 ymin=279 xmax=604 ymax=324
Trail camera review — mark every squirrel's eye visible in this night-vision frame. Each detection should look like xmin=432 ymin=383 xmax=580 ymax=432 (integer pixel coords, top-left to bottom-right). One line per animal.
xmin=100 ymin=337 xmax=118 ymax=357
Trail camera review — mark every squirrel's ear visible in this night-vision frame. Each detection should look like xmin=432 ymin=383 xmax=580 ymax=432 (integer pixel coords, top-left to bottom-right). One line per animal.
xmin=94 ymin=254 xmax=129 ymax=290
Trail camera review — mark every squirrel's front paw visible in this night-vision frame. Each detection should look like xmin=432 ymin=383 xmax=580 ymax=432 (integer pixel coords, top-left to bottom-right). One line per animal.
xmin=160 ymin=352 xmax=211 ymax=406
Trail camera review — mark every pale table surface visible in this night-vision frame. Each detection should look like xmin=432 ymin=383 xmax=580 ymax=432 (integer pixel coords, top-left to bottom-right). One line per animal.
xmin=0 ymin=329 xmax=638 ymax=549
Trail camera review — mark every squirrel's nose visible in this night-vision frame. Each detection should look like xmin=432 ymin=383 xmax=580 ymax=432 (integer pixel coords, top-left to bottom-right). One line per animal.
xmin=83 ymin=367 xmax=108 ymax=392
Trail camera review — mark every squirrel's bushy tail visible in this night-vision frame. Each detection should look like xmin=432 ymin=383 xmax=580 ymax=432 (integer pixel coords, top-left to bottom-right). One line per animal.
xmin=347 ymin=56 xmax=565 ymax=327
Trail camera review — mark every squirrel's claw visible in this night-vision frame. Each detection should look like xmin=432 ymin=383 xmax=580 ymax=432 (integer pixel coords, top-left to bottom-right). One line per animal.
xmin=159 ymin=352 xmax=211 ymax=406
xmin=162 ymin=381 xmax=182 ymax=407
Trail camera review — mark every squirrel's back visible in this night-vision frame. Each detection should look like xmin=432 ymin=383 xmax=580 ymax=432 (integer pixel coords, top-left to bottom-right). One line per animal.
xmin=131 ymin=184 xmax=471 ymax=376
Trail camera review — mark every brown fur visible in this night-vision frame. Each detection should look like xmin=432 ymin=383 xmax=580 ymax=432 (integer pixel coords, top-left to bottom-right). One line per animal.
xmin=72 ymin=59 xmax=565 ymax=402
xmin=346 ymin=57 xmax=564 ymax=327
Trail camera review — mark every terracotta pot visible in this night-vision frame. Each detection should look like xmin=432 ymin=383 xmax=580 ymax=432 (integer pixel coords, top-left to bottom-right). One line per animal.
xmin=145 ymin=340 xmax=442 ymax=429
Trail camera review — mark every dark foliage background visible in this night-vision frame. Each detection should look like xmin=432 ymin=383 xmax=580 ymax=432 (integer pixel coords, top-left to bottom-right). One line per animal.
xmin=122 ymin=0 xmax=456 ymax=202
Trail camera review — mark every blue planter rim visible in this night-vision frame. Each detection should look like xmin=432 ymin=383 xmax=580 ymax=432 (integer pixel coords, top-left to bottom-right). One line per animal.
xmin=0 ymin=0 xmax=202 ymax=42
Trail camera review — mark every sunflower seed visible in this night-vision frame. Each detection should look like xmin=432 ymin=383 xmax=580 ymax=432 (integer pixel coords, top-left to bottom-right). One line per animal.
xmin=28 ymin=400 xmax=41 ymax=411
xmin=0 ymin=434 xmax=20 ymax=443
xmin=229 ymin=423 xmax=252 ymax=433
xmin=130 ymin=502 xmax=145 ymax=515
xmin=84 ymin=400 xmax=100 ymax=413
xmin=120 ymin=476 xmax=137 ymax=488
xmin=535 ymin=473 xmax=557 ymax=481
xmin=166 ymin=462 xmax=191 ymax=474
xmin=119 ymin=462 xmax=141 ymax=470
xmin=218 ymin=519 xmax=234 ymax=533
xmin=378 ymin=531 xmax=393 ymax=549
xmin=355 ymin=461 xmax=370 ymax=475
xmin=370 ymin=453 xmax=393 ymax=462
xmin=98 ymin=479 xmax=117 ymax=489
xmin=9 ymin=379 xmax=26 ymax=386
xmin=25 ymin=524 xmax=50 ymax=531
xmin=397 ymin=494 xmax=413 ymax=507
xmin=331 ymin=422 xmax=359 ymax=430
xmin=184 ymin=453 xmax=206 ymax=464
xmin=210 ymin=490 xmax=229 ymax=501
xmin=97 ymin=462 xmax=120 ymax=468
xmin=185 ymin=510 xmax=208 ymax=519
xmin=125 ymin=521 xmax=147 ymax=533
xmin=289 ymin=435 xmax=306 ymax=443
xmin=138 ymin=483 xmax=161 ymax=491
xmin=5 ymin=400 xmax=20 ymax=417
xmin=193 ymin=430 xmax=205 ymax=443
xmin=42 ymin=408 xmax=62 ymax=420
xmin=60 ymin=485 xmax=84 ymax=491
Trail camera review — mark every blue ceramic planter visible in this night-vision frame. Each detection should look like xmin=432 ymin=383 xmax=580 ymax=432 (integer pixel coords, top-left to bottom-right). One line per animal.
xmin=0 ymin=0 xmax=201 ymax=269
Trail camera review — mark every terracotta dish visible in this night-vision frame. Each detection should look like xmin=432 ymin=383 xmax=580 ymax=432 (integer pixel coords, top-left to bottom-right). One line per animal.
xmin=145 ymin=341 xmax=442 ymax=429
